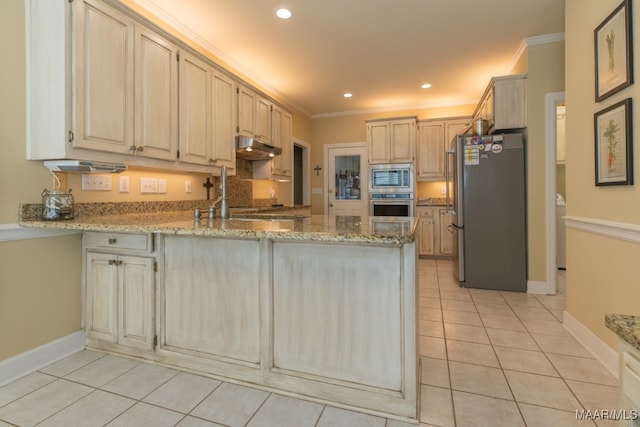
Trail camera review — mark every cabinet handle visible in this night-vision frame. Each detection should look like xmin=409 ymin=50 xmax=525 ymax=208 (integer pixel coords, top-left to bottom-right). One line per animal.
xmin=129 ymin=145 xmax=136 ymax=152
xmin=108 ymin=238 xmax=117 ymax=244
xmin=108 ymin=259 xmax=117 ymax=265
xmin=136 ymin=146 xmax=144 ymax=152
xmin=208 ymin=159 xmax=215 ymax=164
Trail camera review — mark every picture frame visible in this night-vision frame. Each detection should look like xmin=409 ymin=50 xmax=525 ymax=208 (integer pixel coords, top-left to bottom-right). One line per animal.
xmin=595 ymin=0 xmax=633 ymax=102
xmin=594 ymin=98 xmax=633 ymax=186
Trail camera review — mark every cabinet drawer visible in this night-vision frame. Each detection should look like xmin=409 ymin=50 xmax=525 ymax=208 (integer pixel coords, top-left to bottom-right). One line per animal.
xmin=416 ymin=208 xmax=435 ymax=218
xmin=84 ymin=232 xmax=153 ymax=252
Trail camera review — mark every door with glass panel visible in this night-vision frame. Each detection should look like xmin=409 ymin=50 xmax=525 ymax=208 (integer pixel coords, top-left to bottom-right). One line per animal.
xmin=327 ymin=146 xmax=368 ymax=215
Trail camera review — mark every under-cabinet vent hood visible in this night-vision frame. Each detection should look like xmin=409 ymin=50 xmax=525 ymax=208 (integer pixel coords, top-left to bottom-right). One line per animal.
xmin=236 ymin=136 xmax=282 ymax=161
xmin=44 ymin=160 xmax=127 ymax=173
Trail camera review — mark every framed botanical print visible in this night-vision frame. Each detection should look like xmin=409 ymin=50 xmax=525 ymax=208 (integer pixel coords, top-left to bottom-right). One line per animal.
xmin=594 ymin=98 xmax=633 ymax=186
xmin=595 ymin=0 xmax=633 ymax=102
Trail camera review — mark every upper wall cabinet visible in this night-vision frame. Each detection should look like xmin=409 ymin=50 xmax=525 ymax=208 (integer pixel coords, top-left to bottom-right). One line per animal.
xmin=28 ymin=0 xmax=181 ymax=164
xmin=271 ymin=104 xmax=293 ymax=177
xmin=473 ymin=74 xmax=527 ymax=132
xmin=237 ymin=85 xmax=272 ymax=144
xmin=366 ymin=117 xmax=416 ymax=164
xmin=27 ymin=0 xmax=246 ymax=174
xmin=178 ymin=51 xmax=236 ymax=169
xmin=417 ymin=117 xmax=470 ymax=181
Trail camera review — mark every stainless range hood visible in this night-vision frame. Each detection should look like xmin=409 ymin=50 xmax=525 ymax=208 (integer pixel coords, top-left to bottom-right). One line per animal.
xmin=44 ymin=160 xmax=127 ymax=173
xmin=236 ymin=135 xmax=282 ymax=161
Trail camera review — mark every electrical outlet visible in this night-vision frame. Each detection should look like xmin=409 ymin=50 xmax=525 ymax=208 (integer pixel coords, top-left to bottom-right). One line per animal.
xmin=118 ymin=176 xmax=130 ymax=193
xmin=185 ymin=180 xmax=192 ymax=193
xmin=141 ymin=177 xmax=159 ymax=194
xmin=441 ymin=185 xmax=447 ymax=195
xmin=158 ymin=178 xmax=167 ymax=194
xmin=82 ymin=174 xmax=112 ymax=191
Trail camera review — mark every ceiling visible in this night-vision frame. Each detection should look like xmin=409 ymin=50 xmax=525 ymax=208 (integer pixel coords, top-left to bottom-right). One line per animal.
xmin=131 ymin=0 xmax=565 ymax=117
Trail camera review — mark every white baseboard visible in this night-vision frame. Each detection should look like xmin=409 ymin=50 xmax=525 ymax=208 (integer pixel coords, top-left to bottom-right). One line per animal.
xmin=563 ymin=311 xmax=619 ymax=379
xmin=0 ymin=330 xmax=85 ymax=386
xmin=527 ymin=280 xmax=550 ymax=294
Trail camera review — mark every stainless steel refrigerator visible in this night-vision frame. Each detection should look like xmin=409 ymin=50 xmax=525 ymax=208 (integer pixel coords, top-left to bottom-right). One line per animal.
xmin=448 ymin=133 xmax=527 ymax=292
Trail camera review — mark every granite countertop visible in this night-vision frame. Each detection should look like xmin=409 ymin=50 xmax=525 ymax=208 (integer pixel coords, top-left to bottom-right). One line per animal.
xmin=416 ymin=197 xmax=447 ymax=207
xmin=19 ymin=206 xmax=416 ymax=244
xmin=605 ymin=313 xmax=640 ymax=352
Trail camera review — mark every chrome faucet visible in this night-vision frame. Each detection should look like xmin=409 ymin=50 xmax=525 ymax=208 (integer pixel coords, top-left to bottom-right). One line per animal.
xmin=219 ymin=165 xmax=229 ymax=219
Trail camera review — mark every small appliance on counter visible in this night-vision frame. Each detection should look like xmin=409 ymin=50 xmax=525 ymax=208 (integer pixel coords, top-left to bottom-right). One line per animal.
xmin=41 ymin=188 xmax=74 ymax=220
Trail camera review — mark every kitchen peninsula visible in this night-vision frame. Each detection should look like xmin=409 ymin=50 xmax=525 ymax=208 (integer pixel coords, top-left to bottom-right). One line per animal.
xmin=19 ymin=206 xmax=418 ymax=421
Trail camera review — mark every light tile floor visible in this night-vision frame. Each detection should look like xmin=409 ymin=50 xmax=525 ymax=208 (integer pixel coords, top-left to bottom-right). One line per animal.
xmin=0 ymin=259 xmax=622 ymax=426
xmin=418 ymin=259 xmax=623 ymax=427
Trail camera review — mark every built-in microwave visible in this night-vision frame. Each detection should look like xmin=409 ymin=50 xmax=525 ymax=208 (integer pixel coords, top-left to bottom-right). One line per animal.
xmin=369 ymin=163 xmax=415 ymax=194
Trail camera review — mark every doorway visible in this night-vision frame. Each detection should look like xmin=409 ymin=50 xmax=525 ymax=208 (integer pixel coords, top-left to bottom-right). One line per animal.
xmin=293 ymin=139 xmax=311 ymax=206
xmin=545 ymin=92 xmax=566 ymax=295
xmin=325 ymin=144 xmax=368 ymax=215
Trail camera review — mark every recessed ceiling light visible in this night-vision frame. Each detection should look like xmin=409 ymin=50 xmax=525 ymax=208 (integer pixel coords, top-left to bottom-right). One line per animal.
xmin=421 ymin=83 xmax=432 ymax=89
xmin=343 ymin=92 xmax=353 ymax=98
xmin=276 ymin=8 xmax=292 ymax=19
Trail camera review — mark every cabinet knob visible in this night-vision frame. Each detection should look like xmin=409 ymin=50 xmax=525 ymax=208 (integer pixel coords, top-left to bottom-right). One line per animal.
xmin=136 ymin=146 xmax=144 ymax=152
xmin=129 ymin=145 xmax=136 ymax=152
xmin=108 ymin=238 xmax=117 ymax=244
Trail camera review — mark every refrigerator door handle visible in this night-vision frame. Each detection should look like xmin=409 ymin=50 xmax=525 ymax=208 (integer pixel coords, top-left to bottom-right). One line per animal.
xmin=445 ymin=150 xmax=455 ymax=213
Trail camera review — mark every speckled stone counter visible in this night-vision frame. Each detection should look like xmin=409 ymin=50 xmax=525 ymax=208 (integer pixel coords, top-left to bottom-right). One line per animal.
xmin=19 ymin=209 xmax=416 ymax=244
xmin=606 ymin=314 xmax=640 ymax=352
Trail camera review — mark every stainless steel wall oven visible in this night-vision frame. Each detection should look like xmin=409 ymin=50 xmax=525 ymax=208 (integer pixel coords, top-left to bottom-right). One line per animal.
xmin=369 ymin=163 xmax=414 ymax=217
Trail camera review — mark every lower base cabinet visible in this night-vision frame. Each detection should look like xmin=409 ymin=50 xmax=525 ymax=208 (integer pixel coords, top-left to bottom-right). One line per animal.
xmin=417 ymin=207 xmax=455 ymax=257
xmin=85 ymin=232 xmax=417 ymax=420
xmin=84 ymin=233 xmax=155 ymax=351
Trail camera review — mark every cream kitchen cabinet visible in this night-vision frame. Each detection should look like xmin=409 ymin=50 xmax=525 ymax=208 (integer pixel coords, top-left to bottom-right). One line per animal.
xmin=439 ymin=208 xmax=455 ymax=256
xmin=76 ymin=0 xmax=179 ymax=160
xmin=160 ymin=236 xmax=261 ymax=366
xmin=178 ymin=51 xmax=237 ymax=169
xmin=237 ymin=85 xmax=273 ymax=144
xmin=473 ymin=74 xmax=527 ymax=132
xmin=27 ymin=0 xmax=238 ymax=173
xmin=417 ymin=117 xmax=470 ymax=180
xmin=417 ymin=206 xmax=455 ymax=257
xmin=84 ymin=232 xmax=155 ymax=352
xmin=417 ymin=208 xmax=435 ymax=256
xmin=271 ymin=104 xmax=293 ymax=177
xmin=366 ymin=117 xmax=416 ymax=164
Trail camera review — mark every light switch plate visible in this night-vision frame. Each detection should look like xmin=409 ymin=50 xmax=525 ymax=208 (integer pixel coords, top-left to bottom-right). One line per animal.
xmin=158 ymin=178 xmax=167 ymax=194
xmin=82 ymin=174 xmax=112 ymax=191
xmin=141 ymin=177 xmax=159 ymax=193
xmin=118 ymin=176 xmax=130 ymax=193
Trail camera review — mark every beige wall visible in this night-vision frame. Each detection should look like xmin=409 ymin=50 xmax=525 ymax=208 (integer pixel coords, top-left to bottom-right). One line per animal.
xmin=0 ymin=0 xmax=84 ymax=360
xmin=525 ymin=41 xmax=566 ymax=282
xmin=566 ymin=0 xmax=640 ymax=349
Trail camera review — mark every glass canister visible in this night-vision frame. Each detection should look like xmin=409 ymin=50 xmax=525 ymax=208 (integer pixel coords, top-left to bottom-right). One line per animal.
xmin=41 ymin=189 xmax=74 ymax=220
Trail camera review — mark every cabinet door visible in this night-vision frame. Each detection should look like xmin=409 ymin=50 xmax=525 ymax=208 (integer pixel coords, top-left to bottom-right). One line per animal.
xmin=179 ymin=52 xmax=210 ymax=165
xmin=390 ymin=119 xmax=415 ymax=163
xmin=86 ymin=252 xmax=118 ymax=343
xmin=255 ymin=95 xmax=272 ymax=143
xmin=493 ymin=77 xmax=526 ymax=130
xmin=367 ymin=122 xmax=390 ymax=164
xmin=134 ymin=26 xmax=178 ymax=160
xmin=119 ymin=255 xmax=155 ymax=350
xmin=272 ymin=105 xmax=293 ymax=176
xmin=237 ymin=85 xmax=256 ymax=138
xmin=439 ymin=209 xmax=455 ymax=256
xmin=445 ymin=119 xmax=471 ymax=177
xmin=417 ymin=208 xmax=435 ymax=256
xmin=210 ymin=73 xmax=236 ymax=168
xmin=417 ymin=121 xmax=445 ymax=180
xmin=162 ymin=237 xmax=261 ymax=365
xmin=75 ymin=0 xmax=134 ymax=154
